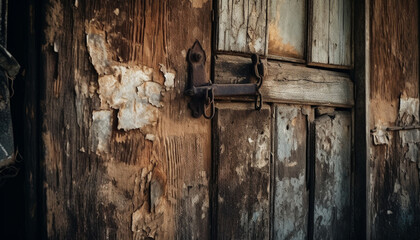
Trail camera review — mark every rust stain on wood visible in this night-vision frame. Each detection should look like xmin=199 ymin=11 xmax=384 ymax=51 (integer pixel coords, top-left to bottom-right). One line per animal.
xmin=268 ymin=23 xmax=301 ymax=59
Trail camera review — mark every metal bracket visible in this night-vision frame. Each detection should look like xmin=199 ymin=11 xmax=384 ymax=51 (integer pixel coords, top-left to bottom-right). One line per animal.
xmin=185 ymin=40 xmax=264 ymax=119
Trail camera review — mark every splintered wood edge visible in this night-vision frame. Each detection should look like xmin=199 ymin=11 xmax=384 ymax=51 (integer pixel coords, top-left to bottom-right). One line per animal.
xmin=215 ymin=55 xmax=354 ymax=107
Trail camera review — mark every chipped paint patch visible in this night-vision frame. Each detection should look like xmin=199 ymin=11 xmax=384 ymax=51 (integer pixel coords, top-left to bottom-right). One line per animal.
xmin=145 ymin=134 xmax=156 ymax=142
xmin=86 ymin=20 xmax=171 ymax=132
xmin=372 ymin=128 xmax=390 ymax=145
xmin=397 ymin=97 xmax=419 ymax=126
xmin=91 ymin=110 xmax=112 ymax=154
xmin=252 ymin=125 xmax=270 ymax=169
xmin=397 ymin=97 xmax=420 ymax=162
xmin=159 ymin=64 xmax=176 ymax=90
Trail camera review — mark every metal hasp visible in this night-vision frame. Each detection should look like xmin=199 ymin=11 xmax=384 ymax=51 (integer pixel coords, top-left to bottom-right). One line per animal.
xmin=185 ymin=40 xmax=264 ymax=119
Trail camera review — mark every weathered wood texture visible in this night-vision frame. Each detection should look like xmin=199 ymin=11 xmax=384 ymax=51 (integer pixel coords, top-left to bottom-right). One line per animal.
xmin=370 ymin=0 xmax=420 ymax=239
xmin=217 ymin=0 xmax=267 ymax=54
xmin=214 ymin=55 xmax=353 ymax=106
xmin=273 ymin=104 xmax=309 ymax=239
xmin=213 ymin=103 xmax=271 ymax=239
xmin=309 ymin=0 xmax=352 ymax=67
xmin=40 ymin=0 xmax=212 ymax=239
xmin=268 ymin=0 xmax=306 ymax=59
xmin=313 ymin=111 xmax=351 ymax=239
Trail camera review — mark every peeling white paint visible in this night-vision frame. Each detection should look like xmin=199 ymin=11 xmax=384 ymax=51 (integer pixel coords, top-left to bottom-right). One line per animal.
xmin=159 ymin=64 xmax=176 ymax=90
xmin=96 ymin=65 xmax=161 ymax=130
xmin=145 ymin=134 xmax=156 ymax=142
xmin=113 ymin=8 xmax=120 ymax=16
xmin=91 ymin=110 xmax=112 ymax=154
xmin=398 ymin=97 xmax=419 ymax=126
xmin=372 ymin=128 xmax=390 ymax=145
xmin=252 ymin=127 xmax=270 ymax=169
xmin=86 ymin=21 xmax=170 ymax=132
xmin=86 ymin=32 xmax=113 ymax=75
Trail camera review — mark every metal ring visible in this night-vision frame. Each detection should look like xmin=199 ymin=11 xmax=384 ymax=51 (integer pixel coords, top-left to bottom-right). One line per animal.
xmin=255 ymin=91 xmax=263 ymax=111
xmin=203 ymin=88 xmax=215 ymax=119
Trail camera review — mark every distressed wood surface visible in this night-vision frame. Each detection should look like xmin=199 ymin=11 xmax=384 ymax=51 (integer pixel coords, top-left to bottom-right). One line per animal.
xmin=273 ymin=104 xmax=309 ymax=239
xmin=217 ymin=0 xmax=267 ymax=54
xmin=214 ymin=55 xmax=354 ymax=107
xmin=370 ymin=0 xmax=420 ymax=239
xmin=313 ymin=111 xmax=351 ymax=239
xmin=309 ymin=0 xmax=352 ymax=67
xmin=40 ymin=0 xmax=212 ymax=239
xmin=213 ymin=103 xmax=271 ymax=239
xmin=268 ymin=0 xmax=306 ymax=59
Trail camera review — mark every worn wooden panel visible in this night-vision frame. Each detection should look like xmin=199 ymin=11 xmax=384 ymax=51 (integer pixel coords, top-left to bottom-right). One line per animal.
xmin=370 ymin=0 xmax=420 ymax=239
xmin=309 ymin=0 xmax=352 ymax=67
xmin=273 ymin=104 xmax=309 ymax=239
xmin=313 ymin=111 xmax=351 ymax=239
xmin=268 ymin=0 xmax=306 ymax=59
xmin=217 ymin=0 xmax=267 ymax=54
xmin=40 ymin=0 xmax=212 ymax=239
xmin=213 ymin=103 xmax=271 ymax=239
xmin=214 ymin=55 xmax=354 ymax=106
xmin=309 ymin=0 xmax=329 ymax=64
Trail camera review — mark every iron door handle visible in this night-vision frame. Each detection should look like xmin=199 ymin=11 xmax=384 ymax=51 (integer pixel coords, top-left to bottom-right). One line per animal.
xmin=185 ymin=40 xmax=264 ymax=119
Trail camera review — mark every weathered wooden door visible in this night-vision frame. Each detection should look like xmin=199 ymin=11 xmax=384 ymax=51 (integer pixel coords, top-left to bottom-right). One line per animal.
xmin=211 ymin=0 xmax=353 ymax=239
xmin=38 ymin=0 xmax=353 ymax=239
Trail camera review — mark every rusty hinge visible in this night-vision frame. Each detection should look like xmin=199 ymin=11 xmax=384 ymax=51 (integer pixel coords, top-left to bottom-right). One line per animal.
xmin=185 ymin=40 xmax=264 ymax=119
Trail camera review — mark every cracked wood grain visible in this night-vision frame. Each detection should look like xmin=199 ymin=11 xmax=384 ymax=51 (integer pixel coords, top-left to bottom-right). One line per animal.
xmin=309 ymin=0 xmax=352 ymax=67
xmin=214 ymin=55 xmax=353 ymax=106
xmin=217 ymin=0 xmax=267 ymax=54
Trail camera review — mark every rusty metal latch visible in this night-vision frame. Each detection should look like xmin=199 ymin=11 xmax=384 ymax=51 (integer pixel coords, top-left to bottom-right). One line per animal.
xmin=185 ymin=40 xmax=264 ymax=119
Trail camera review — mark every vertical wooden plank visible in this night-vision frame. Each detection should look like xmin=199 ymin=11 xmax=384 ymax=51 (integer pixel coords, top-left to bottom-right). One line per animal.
xmin=370 ymin=0 xmax=420 ymax=238
xmin=313 ymin=111 xmax=351 ymax=239
xmin=328 ymin=0 xmax=341 ymax=64
xmin=40 ymin=0 xmax=212 ymax=239
xmin=273 ymin=105 xmax=309 ymax=239
xmin=214 ymin=103 xmax=271 ymax=239
xmin=268 ymin=0 xmax=306 ymax=59
xmin=310 ymin=0 xmax=352 ymax=67
xmin=217 ymin=0 xmax=267 ymax=54
xmin=310 ymin=0 xmax=329 ymax=64
xmin=342 ymin=0 xmax=352 ymax=65
xmin=328 ymin=0 xmax=351 ymax=65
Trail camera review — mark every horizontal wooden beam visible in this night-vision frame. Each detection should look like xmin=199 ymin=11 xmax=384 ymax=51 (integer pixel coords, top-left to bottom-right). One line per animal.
xmin=214 ymin=55 xmax=354 ymax=107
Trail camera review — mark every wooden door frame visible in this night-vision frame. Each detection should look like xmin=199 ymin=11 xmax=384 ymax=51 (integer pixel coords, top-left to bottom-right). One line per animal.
xmin=353 ymin=0 xmax=370 ymax=238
